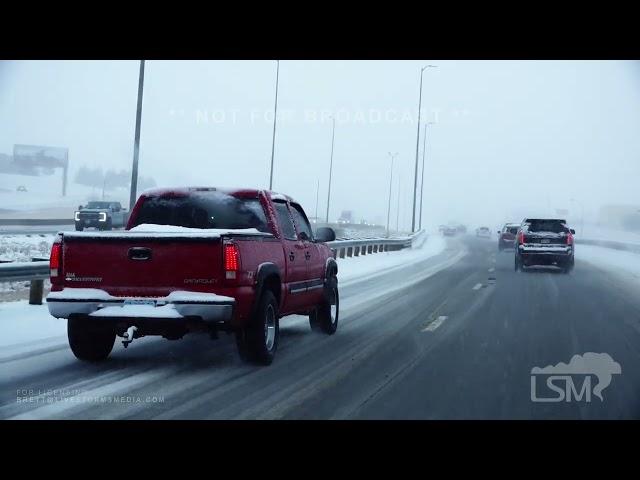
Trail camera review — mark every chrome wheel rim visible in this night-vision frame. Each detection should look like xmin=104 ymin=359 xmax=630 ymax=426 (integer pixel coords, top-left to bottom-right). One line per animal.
xmin=330 ymin=287 xmax=338 ymax=325
xmin=264 ymin=304 xmax=276 ymax=351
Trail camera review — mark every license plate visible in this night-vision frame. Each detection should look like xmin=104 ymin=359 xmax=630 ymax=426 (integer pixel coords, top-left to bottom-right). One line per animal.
xmin=124 ymin=299 xmax=156 ymax=307
xmin=541 ymin=239 xmax=550 ymax=244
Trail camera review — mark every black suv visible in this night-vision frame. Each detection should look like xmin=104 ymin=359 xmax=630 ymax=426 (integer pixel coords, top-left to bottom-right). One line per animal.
xmin=514 ymin=218 xmax=575 ymax=273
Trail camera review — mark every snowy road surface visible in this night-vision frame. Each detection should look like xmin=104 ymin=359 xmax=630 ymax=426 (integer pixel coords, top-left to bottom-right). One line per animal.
xmin=1 ymin=235 xmax=640 ymax=419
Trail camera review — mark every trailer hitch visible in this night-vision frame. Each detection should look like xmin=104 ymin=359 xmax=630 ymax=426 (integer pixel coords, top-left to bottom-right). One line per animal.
xmin=122 ymin=326 xmax=138 ymax=348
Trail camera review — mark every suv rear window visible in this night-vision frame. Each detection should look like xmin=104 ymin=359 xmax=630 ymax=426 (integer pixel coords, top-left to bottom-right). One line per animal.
xmin=507 ymin=227 xmax=518 ymax=234
xmin=131 ymin=192 xmax=270 ymax=232
xmin=524 ymin=219 xmax=569 ymax=233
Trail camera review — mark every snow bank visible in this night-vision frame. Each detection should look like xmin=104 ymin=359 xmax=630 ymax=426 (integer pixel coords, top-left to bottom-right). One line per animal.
xmin=0 ymin=301 xmax=66 ymax=348
xmin=0 ymin=234 xmax=54 ymax=262
xmin=337 ymin=235 xmax=446 ymax=284
xmin=576 ymin=245 xmax=640 ymax=287
xmin=579 ymin=224 xmax=640 ymax=246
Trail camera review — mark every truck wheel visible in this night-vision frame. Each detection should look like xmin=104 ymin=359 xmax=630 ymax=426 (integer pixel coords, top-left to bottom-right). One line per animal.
xmin=102 ymin=219 xmax=113 ymax=231
xmin=75 ymin=225 xmax=83 ymax=231
xmin=309 ymin=275 xmax=339 ymax=335
xmin=235 ymin=290 xmax=279 ymax=365
xmin=67 ymin=316 xmax=115 ymax=362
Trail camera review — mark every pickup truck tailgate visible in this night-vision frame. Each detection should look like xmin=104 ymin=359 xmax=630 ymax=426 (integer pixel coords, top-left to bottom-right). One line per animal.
xmin=61 ymin=232 xmax=224 ymax=297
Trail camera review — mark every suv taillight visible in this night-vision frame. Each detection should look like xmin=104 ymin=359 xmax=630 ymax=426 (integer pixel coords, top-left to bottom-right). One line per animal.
xmin=224 ymin=242 xmax=239 ymax=280
xmin=566 ymin=232 xmax=574 ymax=245
xmin=50 ymin=238 xmax=62 ymax=278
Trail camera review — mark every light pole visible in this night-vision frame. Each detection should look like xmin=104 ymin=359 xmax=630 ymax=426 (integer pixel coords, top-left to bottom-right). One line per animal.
xmin=386 ymin=152 xmax=398 ymax=237
xmin=396 ymin=170 xmax=401 ymax=233
xmin=129 ymin=60 xmax=145 ymax=210
xmin=570 ymin=198 xmax=585 ymax=235
xmin=325 ymin=116 xmax=336 ymax=223
xmin=315 ymin=179 xmax=320 ymax=222
xmin=268 ymin=60 xmax=280 ymax=190
xmin=418 ymin=121 xmax=435 ymax=230
xmin=411 ymin=64 xmax=437 ymax=232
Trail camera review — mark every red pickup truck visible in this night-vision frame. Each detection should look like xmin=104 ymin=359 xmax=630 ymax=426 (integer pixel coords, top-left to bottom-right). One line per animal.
xmin=46 ymin=187 xmax=339 ymax=365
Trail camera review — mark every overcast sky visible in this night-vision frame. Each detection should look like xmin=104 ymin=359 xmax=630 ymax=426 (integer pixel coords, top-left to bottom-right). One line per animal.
xmin=1 ymin=60 xmax=639 ymax=230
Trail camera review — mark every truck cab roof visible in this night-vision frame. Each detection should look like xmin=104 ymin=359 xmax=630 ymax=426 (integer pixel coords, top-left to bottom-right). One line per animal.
xmin=139 ymin=187 xmax=297 ymax=204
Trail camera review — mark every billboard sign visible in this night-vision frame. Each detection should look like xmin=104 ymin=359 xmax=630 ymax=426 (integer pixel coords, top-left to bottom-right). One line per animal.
xmin=12 ymin=144 xmax=69 ymax=195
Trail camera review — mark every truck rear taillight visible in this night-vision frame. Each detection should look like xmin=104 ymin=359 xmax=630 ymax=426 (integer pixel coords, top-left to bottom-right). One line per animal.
xmin=518 ymin=231 xmax=526 ymax=244
xmin=224 ymin=243 xmax=239 ymax=279
xmin=50 ymin=241 xmax=62 ymax=277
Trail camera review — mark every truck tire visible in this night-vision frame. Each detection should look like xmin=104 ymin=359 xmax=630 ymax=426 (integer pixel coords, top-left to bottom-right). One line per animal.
xmin=309 ymin=275 xmax=339 ymax=335
xmin=235 ymin=290 xmax=279 ymax=365
xmin=67 ymin=316 xmax=115 ymax=362
xmin=75 ymin=225 xmax=83 ymax=231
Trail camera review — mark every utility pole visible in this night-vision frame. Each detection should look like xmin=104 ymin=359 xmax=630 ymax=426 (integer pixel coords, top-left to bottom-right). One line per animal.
xmin=325 ymin=117 xmax=336 ymax=223
xmin=129 ymin=60 xmax=145 ymax=210
xmin=386 ymin=152 xmax=398 ymax=237
xmin=268 ymin=60 xmax=280 ymax=190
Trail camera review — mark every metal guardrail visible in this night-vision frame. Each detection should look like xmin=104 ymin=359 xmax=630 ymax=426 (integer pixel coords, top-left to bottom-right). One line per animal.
xmin=0 ymin=260 xmax=49 ymax=305
xmin=0 ymin=261 xmax=49 ymax=282
xmin=0 ymin=219 xmax=71 ymax=226
xmin=327 ymin=230 xmax=424 ymax=259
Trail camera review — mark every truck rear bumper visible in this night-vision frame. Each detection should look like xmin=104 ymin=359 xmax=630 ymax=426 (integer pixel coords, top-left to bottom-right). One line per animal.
xmin=46 ymin=288 xmax=235 ymax=325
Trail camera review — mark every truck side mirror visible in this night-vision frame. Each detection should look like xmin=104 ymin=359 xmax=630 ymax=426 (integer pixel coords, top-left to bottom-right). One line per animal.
xmin=78 ymin=205 xmax=83 ymax=210
xmin=315 ymin=227 xmax=336 ymax=243
xmin=570 ymin=229 xmax=576 ymax=235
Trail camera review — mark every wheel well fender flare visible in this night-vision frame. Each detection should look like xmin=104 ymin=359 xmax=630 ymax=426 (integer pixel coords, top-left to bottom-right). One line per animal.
xmin=255 ymin=262 xmax=282 ymax=308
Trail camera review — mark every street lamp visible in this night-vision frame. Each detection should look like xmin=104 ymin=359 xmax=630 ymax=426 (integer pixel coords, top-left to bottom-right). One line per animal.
xmin=268 ymin=60 xmax=280 ymax=190
xmin=396 ymin=170 xmax=401 ymax=233
xmin=315 ymin=179 xmax=320 ymax=222
xmin=387 ymin=152 xmax=398 ymax=237
xmin=418 ymin=121 xmax=435 ymax=230
xmin=411 ymin=64 xmax=437 ymax=232
xmin=325 ymin=116 xmax=336 ymax=223
xmin=129 ymin=59 xmax=145 ymax=210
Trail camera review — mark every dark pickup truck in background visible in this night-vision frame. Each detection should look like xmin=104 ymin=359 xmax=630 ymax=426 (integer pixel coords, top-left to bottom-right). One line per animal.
xmin=49 ymin=187 xmax=339 ymax=365
xmin=74 ymin=201 xmax=128 ymax=231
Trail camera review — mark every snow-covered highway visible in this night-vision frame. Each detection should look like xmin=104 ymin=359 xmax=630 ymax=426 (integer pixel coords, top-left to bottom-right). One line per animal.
xmin=2 ymin=234 xmax=640 ymax=419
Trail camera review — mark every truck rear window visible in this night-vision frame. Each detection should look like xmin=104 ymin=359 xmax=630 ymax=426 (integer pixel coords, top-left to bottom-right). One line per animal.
xmin=131 ymin=192 xmax=270 ymax=232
